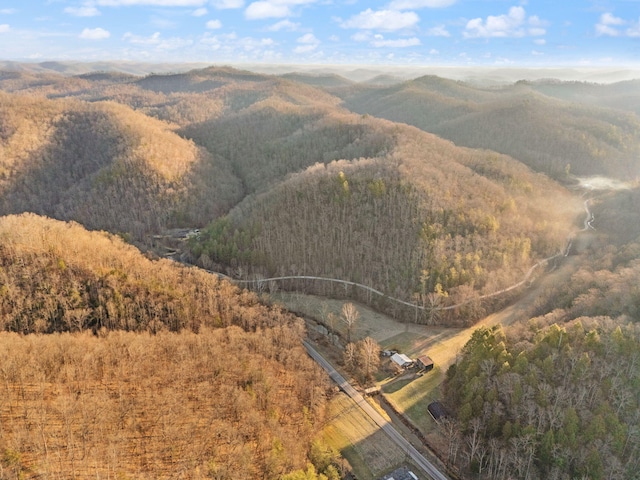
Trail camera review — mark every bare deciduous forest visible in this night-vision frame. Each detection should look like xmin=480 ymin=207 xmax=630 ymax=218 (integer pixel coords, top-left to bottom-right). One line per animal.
xmin=1 ymin=64 xmax=640 ymax=479
xmin=0 ymin=214 xmax=329 ymax=478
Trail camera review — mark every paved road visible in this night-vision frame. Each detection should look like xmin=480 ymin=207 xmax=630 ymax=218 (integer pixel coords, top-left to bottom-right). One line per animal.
xmin=303 ymin=341 xmax=450 ymax=480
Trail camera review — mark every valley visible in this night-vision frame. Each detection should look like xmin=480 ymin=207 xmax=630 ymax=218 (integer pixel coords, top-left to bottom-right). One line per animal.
xmin=0 ymin=62 xmax=639 ymax=480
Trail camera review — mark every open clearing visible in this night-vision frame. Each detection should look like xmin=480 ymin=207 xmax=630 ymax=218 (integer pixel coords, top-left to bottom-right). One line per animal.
xmin=321 ymin=392 xmax=408 ymax=479
xmin=273 ymin=257 xmax=584 ymax=474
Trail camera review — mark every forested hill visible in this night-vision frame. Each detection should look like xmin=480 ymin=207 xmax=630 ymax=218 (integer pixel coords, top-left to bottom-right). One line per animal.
xmin=0 ymin=66 xmax=585 ymax=323
xmin=189 ymin=112 xmax=580 ymax=324
xmin=341 ymin=76 xmax=640 ymax=179
xmin=0 ymin=92 xmax=242 ymax=238
xmin=0 ymin=213 xmax=329 ymax=477
xmin=441 ymin=183 xmax=640 ymax=480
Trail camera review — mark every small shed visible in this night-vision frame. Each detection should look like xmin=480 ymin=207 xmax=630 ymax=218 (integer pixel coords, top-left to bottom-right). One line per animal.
xmin=417 ymin=355 xmax=434 ymax=372
xmin=427 ymin=401 xmax=447 ymax=422
xmin=390 ymin=353 xmax=413 ymax=369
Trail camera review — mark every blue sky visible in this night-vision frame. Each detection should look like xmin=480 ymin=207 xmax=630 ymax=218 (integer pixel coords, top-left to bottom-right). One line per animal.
xmin=0 ymin=0 xmax=639 ymax=66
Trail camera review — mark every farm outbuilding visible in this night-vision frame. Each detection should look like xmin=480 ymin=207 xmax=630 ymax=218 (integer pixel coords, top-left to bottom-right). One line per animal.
xmin=417 ymin=355 xmax=434 ymax=372
xmin=427 ymin=401 xmax=447 ymax=421
xmin=390 ymin=353 xmax=413 ymax=368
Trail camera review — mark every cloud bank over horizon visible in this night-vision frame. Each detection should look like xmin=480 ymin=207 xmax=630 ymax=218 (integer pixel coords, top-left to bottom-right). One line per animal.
xmin=0 ymin=0 xmax=638 ymax=66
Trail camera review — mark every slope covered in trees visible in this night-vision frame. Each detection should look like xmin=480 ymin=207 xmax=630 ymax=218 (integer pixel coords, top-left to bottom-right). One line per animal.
xmin=0 ymin=66 xmax=588 ymax=323
xmin=523 ymin=79 xmax=640 ymax=117
xmin=443 ymin=321 xmax=639 ymax=480
xmin=342 ymin=76 xmax=640 ymax=179
xmin=441 ymin=183 xmax=640 ymax=479
xmin=0 ymin=93 xmax=241 ymax=238
xmin=0 ymin=213 xmax=329 ymax=478
xmin=189 ymin=112 xmax=580 ymax=324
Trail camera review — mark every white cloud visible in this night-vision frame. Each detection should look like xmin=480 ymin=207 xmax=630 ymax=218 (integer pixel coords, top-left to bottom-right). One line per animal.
xmin=426 ymin=25 xmax=450 ymax=37
xmin=628 ymin=20 xmax=640 ymax=37
xmin=123 ymin=31 xmax=162 ymax=44
xmin=96 ymin=0 xmax=205 ymax=6
xmin=245 ymin=0 xmax=315 ymax=19
xmin=371 ymin=36 xmax=420 ymax=47
xmin=351 ymin=31 xmax=371 ymax=42
xmin=388 ymin=0 xmax=455 ymax=10
xmin=267 ymin=19 xmax=300 ymax=31
xmin=64 ymin=5 xmax=101 ymax=16
xmin=206 ymin=19 xmax=222 ymax=28
xmin=0 ymin=24 xmax=10 ymax=33
xmin=211 ymin=0 xmax=244 ymax=8
xmin=0 ymin=9 xmax=17 ymax=14
xmin=602 ymin=12 xmax=625 ymax=26
xmin=595 ymin=12 xmax=640 ymax=37
xmin=297 ymin=33 xmax=319 ymax=44
xmin=200 ymin=32 xmax=275 ymax=51
xmin=245 ymin=1 xmax=291 ymax=19
xmin=192 ymin=7 xmax=208 ymax=15
xmin=534 ymin=38 xmax=545 ymax=45
xmin=79 ymin=27 xmax=110 ymax=39
xmin=340 ymin=9 xmax=419 ymax=31
xmin=123 ymin=32 xmax=193 ymax=50
xmin=464 ymin=6 xmax=546 ymax=38
xmin=429 ymin=48 xmax=438 ymax=54
xmin=293 ymin=33 xmax=319 ymax=53
xmin=531 ymin=50 xmax=544 ymax=56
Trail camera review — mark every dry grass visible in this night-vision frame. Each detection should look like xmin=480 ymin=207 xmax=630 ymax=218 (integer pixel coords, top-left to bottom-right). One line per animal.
xmin=320 ymin=393 xmax=407 ymax=479
xmin=271 ymin=292 xmax=423 ymax=343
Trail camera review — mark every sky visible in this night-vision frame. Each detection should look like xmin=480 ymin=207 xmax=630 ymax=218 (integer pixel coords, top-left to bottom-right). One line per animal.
xmin=0 ymin=0 xmax=639 ymax=66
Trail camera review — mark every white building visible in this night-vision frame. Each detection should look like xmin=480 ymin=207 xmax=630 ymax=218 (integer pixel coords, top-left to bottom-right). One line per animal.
xmin=390 ymin=353 xmax=413 ymax=368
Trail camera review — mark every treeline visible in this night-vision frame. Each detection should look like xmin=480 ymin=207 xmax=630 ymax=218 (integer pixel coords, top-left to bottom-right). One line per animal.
xmin=0 ymin=213 xmax=330 ymax=478
xmin=440 ymin=185 xmax=640 ymax=479
xmin=180 ymin=101 xmax=388 ymax=195
xmin=443 ymin=321 xmax=640 ymax=480
xmin=190 ymin=122 xmax=578 ymax=325
xmin=531 ymin=186 xmax=640 ymax=323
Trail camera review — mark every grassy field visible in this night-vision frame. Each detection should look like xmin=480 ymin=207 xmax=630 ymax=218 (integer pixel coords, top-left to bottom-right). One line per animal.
xmin=320 ymin=393 xmax=408 ymax=479
xmin=268 ymin=261 xmax=585 ymax=477
xmin=272 ymin=292 xmax=487 ymax=476
xmin=270 ymin=292 xmax=410 ymax=342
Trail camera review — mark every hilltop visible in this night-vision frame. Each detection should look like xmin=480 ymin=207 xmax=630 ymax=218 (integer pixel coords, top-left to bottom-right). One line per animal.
xmin=0 ymin=93 xmax=241 ymax=238
xmin=188 ymin=108 xmax=579 ymax=324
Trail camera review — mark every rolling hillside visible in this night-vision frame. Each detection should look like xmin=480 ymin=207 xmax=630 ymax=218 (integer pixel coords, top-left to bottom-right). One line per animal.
xmin=0 ymin=66 xmax=584 ymax=323
xmin=342 ymin=76 xmax=640 ymax=179
xmin=0 ymin=92 xmax=242 ymax=238
xmin=189 ymin=110 xmax=580 ymax=324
